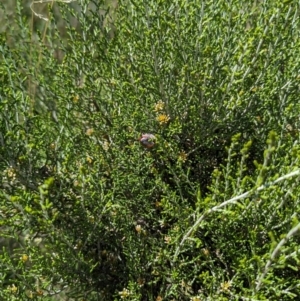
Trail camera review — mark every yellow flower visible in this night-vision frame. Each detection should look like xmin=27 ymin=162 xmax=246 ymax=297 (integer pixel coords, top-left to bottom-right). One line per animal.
xmin=86 ymin=128 xmax=94 ymax=136
xmin=6 ymin=167 xmax=16 ymax=179
xmin=220 ymin=281 xmax=231 ymax=291
xmin=154 ymin=100 xmax=165 ymax=112
xmin=202 ymin=248 xmax=210 ymax=256
xmin=156 ymin=114 xmax=170 ymax=125
xmin=119 ymin=288 xmax=130 ymax=299
xmin=164 ymin=236 xmax=171 ymax=244
xmin=135 ymin=224 xmax=142 ymax=233
xmin=86 ymin=156 xmax=93 ymax=164
xmin=178 ymin=151 xmax=188 ymax=162
xmin=21 ymin=254 xmax=29 ymax=262
xmin=191 ymin=297 xmax=201 ymax=301
xmin=9 ymin=284 xmax=18 ymax=294
xmin=73 ymin=95 xmax=79 ymax=102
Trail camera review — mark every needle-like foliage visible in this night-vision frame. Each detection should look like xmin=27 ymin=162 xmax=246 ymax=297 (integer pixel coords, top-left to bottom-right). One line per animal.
xmin=1 ymin=0 xmax=300 ymax=300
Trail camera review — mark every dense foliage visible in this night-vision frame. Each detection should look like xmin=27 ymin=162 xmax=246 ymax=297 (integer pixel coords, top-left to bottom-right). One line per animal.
xmin=1 ymin=0 xmax=300 ymax=300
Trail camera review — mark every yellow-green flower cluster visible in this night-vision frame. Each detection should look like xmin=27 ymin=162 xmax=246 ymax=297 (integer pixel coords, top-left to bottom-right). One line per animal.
xmin=178 ymin=150 xmax=188 ymax=162
xmin=156 ymin=114 xmax=170 ymax=124
xmin=154 ymin=100 xmax=165 ymax=112
xmin=119 ymin=288 xmax=131 ymax=299
xmin=220 ymin=281 xmax=231 ymax=291
xmin=154 ymin=100 xmax=170 ymax=125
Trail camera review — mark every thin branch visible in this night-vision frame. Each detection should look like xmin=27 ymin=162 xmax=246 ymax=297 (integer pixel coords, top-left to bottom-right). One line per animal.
xmin=30 ymin=0 xmax=77 ymax=21
xmin=255 ymin=221 xmax=300 ymax=292
xmin=173 ymin=169 xmax=300 ymax=261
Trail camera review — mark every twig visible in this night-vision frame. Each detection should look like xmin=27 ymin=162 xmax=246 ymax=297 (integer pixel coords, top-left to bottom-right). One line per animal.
xmin=173 ymin=169 xmax=300 ymax=261
xmin=30 ymin=0 xmax=77 ymax=21
xmin=255 ymin=221 xmax=300 ymax=292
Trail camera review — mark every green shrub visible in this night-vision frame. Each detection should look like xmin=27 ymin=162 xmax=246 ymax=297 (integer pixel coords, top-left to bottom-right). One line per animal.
xmin=1 ymin=0 xmax=300 ymax=300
